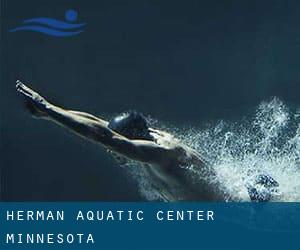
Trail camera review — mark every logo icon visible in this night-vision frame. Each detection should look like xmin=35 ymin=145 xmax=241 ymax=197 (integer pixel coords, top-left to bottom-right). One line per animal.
xmin=9 ymin=9 xmax=85 ymax=37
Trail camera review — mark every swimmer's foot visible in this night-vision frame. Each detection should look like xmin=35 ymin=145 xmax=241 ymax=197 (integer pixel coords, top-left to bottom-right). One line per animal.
xmin=16 ymin=80 xmax=49 ymax=118
xmin=246 ymin=174 xmax=279 ymax=202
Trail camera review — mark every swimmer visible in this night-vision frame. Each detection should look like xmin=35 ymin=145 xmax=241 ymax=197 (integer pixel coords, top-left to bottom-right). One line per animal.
xmin=16 ymin=80 xmax=278 ymax=201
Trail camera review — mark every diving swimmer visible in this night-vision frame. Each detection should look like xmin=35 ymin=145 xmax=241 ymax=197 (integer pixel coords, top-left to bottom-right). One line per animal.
xmin=15 ymin=80 xmax=278 ymax=201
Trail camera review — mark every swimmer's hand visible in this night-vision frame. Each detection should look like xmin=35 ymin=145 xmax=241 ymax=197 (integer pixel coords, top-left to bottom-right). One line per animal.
xmin=16 ymin=80 xmax=49 ymax=118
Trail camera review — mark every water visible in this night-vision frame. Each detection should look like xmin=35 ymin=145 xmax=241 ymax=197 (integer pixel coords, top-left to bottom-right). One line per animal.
xmin=121 ymin=98 xmax=300 ymax=201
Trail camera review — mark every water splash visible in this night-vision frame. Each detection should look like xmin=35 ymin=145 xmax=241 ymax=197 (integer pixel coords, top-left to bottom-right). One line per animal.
xmin=124 ymin=98 xmax=300 ymax=201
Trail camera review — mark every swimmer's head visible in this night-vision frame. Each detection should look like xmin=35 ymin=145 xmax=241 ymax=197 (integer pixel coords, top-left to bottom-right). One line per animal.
xmin=108 ymin=111 xmax=153 ymax=141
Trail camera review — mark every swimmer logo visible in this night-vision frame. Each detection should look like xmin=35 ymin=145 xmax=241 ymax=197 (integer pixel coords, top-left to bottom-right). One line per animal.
xmin=9 ymin=9 xmax=85 ymax=37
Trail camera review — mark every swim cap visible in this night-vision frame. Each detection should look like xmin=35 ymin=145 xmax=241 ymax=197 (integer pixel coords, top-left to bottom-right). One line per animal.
xmin=108 ymin=111 xmax=153 ymax=140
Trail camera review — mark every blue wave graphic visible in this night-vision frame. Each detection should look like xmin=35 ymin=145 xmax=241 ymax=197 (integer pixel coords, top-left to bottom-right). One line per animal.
xmin=9 ymin=9 xmax=85 ymax=37
xmin=23 ymin=18 xmax=85 ymax=29
xmin=10 ymin=25 xmax=84 ymax=37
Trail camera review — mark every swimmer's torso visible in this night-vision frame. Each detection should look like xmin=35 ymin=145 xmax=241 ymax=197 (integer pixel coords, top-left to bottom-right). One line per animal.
xmin=144 ymin=129 xmax=225 ymax=201
xmin=145 ymin=160 xmax=225 ymax=201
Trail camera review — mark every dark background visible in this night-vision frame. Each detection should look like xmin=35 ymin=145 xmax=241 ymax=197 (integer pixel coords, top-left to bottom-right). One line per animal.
xmin=1 ymin=0 xmax=300 ymax=200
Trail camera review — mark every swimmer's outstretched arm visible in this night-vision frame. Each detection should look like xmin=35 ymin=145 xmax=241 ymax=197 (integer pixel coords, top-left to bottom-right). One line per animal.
xmin=16 ymin=81 xmax=176 ymax=165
